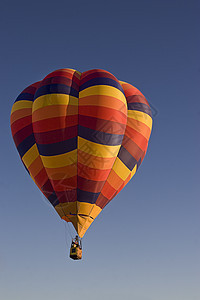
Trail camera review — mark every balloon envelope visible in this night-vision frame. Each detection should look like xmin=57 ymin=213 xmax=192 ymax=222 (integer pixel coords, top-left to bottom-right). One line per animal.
xmin=10 ymin=69 xmax=152 ymax=237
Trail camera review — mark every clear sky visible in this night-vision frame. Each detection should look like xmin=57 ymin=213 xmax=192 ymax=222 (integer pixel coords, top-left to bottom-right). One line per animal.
xmin=0 ymin=1 xmax=199 ymax=299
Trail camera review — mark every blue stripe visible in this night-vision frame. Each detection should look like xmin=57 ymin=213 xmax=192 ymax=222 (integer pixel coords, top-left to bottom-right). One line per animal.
xmin=79 ymin=125 xmax=124 ymax=146
xmin=118 ymin=146 xmax=137 ymax=171
xmin=77 ymin=189 xmax=100 ymax=204
xmin=17 ymin=134 xmax=35 ymax=158
xmin=80 ymin=77 xmax=124 ymax=94
xmin=137 ymin=157 xmax=142 ymax=170
xmin=15 ymin=93 xmax=34 ymax=103
xmin=41 ymin=180 xmax=59 ymax=206
xmin=127 ymin=103 xmax=152 ymax=117
xmin=22 ymin=161 xmax=30 ymax=175
xmin=37 ymin=136 xmax=77 ymax=156
xmin=48 ymin=192 xmax=59 ymax=206
xmin=34 ymin=84 xmax=79 ymax=99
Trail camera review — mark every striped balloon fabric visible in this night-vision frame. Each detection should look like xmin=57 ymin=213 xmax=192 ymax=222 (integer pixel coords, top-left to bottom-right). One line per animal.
xmin=10 ymin=69 xmax=152 ymax=238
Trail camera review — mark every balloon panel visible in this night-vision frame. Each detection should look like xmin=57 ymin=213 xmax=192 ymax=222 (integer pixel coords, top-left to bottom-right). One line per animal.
xmin=10 ymin=69 xmax=152 ymax=237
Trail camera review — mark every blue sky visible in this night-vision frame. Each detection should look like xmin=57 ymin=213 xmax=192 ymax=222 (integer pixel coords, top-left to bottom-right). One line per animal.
xmin=0 ymin=1 xmax=199 ymax=299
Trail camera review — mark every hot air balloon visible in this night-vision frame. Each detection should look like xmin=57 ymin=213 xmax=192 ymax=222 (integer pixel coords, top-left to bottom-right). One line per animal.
xmin=10 ymin=68 xmax=152 ymax=260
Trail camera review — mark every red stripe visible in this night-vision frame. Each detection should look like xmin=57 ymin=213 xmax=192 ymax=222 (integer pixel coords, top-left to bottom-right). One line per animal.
xmin=11 ymin=116 xmax=32 ymax=136
xmin=122 ymin=135 xmax=143 ymax=161
xmin=51 ymin=176 xmax=77 ymax=192
xmin=34 ymin=168 xmax=49 ymax=187
xmin=79 ymin=106 xmax=127 ymax=124
xmin=78 ymin=176 xmax=105 ymax=193
xmin=101 ymin=181 xmax=116 ymax=200
xmin=32 ymin=115 xmax=78 ymax=133
xmin=125 ymin=125 xmax=148 ymax=152
xmin=81 ymin=69 xmax=119 ymax=85
xmin=95 ymin=194 xmax=109 ymax=209
xmin=79 ymin=115 xmax=126 ymax=135
xmin=13 ymin=124 xmax=33 ymax=147
xmin=41 ymin=179 xmax=56 ymax=197
xmin=78 ymin=163 xmax=110 ymax=181
xmin=22 ymin=82 xmax=40 ymax=95
xmin=34 ymin=126 xmax=77 ymax=144
xmin=43 ymin=70 xmax=80 ymax=85
xmin=10 ymin=108 xmax=32 ymax=125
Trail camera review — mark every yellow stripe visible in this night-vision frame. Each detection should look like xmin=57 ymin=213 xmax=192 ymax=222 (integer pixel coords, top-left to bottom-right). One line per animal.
xmin=55 ymin=202 xmax=76 ymax=216
xmin=112 ymin=157 xmax=131 ymax=181
xmin=76 ymin=71 xmax=82 ymax=76
xmin=55 ymin=201 xmax=101 ymax=219
xmin=41 ymin=149 xmax=77 ymax=168
xmin=33 ymin=94 xmax=78 ymax=112
xmin=22 ymin=144 xmax=39 ymax=168
xmin=119 ymin=80 xmax=127 ymax=85
xmin=78 ymin=137 xmax=120 ymax=158
xmin=131 ymin=165 xmax=137 ymax=179
xmin=76 ymin=215 xmax=93 ymax=237
xmin=128 ymin=110 xmax=152 ymax=129
xmin=79 ymin=85 xmax=126 ymax=105
xmin=55 ymin=202 xmax=102 ymax=238
xmin=78 ymin=202 xmax=102 ymax=219
xmin=11 ymin=101 xmax=33 ymax=114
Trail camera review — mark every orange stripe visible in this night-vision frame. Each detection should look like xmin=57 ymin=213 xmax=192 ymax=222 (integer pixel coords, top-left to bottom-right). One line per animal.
xmin=32 ymin=105 xmax=78 ymax=122
xmin=120 ymin=83 xmax=144 ymax=97
xmin=79 ymin=106 xmax=127 ymax=124
xmin=106 ymin=169 xmax=124 ymax=190
xmin=34 ymin=168 xmax=49 ymax=187
xmin=124 ymin=173 xmax=131 ymax=185
xmin=113 ymin=181 xmax=125 ymax=198
xmin=28 ymin=156 xmax=44 ymax=178
xmin=45 ymin=163 xmax=77 ymax=180
xmin=78 ymin=150 xmax=115 ymax=170
xmin=101 ymin=181 xmax=116 ymax=200
xmin=125 ymin=125 xmax=148 ymax=152
xmin=62 ymin=216 xmax=71 ymax=222
xmin=10 ymin=108 xmax=32 ymax=124
xmin=78 ymin=163 xmax=110 ymax=181
xmin=79 ymin=95 xmax=127 ymax=114
xmin=127 ymin=118 xmax=151 ymax=140
xmin=113 ymin=173 xmax=131 ymax=199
